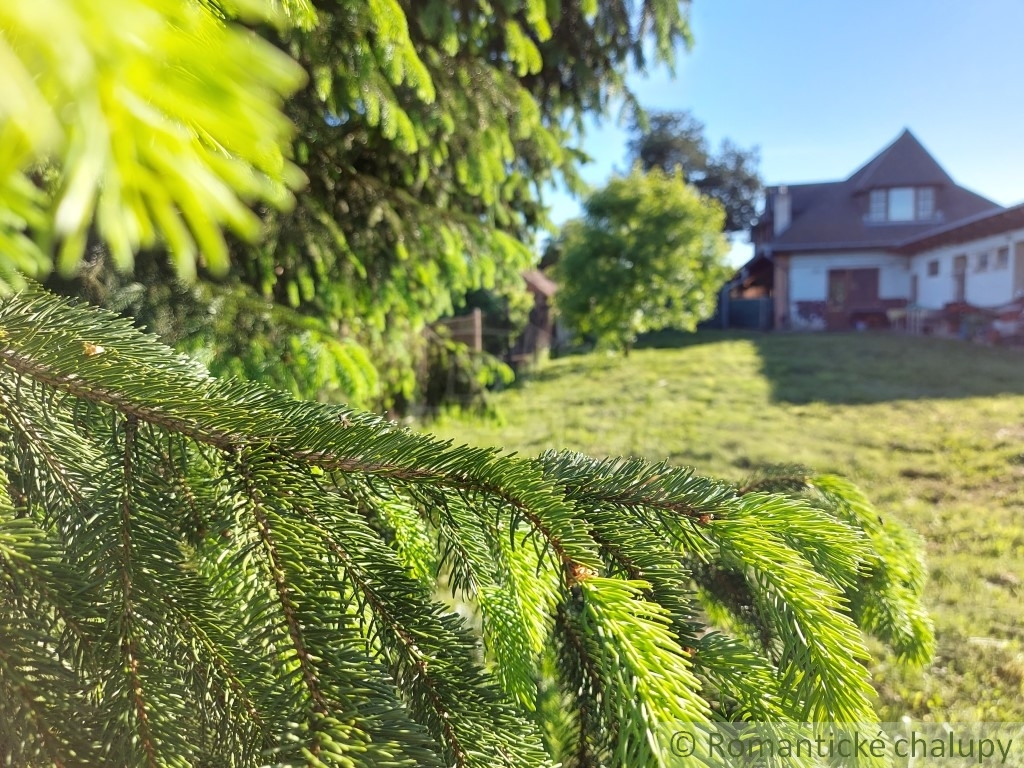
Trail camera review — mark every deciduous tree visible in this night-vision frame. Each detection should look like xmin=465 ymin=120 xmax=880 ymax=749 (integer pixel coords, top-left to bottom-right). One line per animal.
xmin=555 ymin=167 xmax=732 ymax=352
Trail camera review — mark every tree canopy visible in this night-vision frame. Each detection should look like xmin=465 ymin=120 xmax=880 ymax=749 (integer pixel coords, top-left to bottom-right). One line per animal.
xmin=554 ymin=167 xmax=732 ymax=351
xmin=11 ymin=0 xmax=698 ymax=409
xmin=0 ymin=2 xmax=935 ymax=766
xmin=628 ymin=110 xmax=763 ymax=233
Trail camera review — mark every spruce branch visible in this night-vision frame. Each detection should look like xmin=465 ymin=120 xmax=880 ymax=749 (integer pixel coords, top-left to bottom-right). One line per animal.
xmin=116 ymin=413 xmax=159 ymax=768
xmin=0 ymin=288 xmax=936 ymax=765
xmin=0 ymin=290 xmax=602 ymax=581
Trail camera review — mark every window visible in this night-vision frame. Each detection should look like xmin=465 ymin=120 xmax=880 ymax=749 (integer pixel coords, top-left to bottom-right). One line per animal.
xmin=953 ymin=255 xmax=967 ymax=302
xmin=916 ymin=187 xmax=935 ymax=219
xmin=866 ymin=187 xmax=936 ymax=222
xmin=976 ymin=252 xmax=989 ymax=272
xmin=996 ymin=246 xmax=1010 ymax=269
xmin=927 ymin=259 xmax=939 ymax=276
xmin=868 ymin=190 xmax=887 ymax=221
xmin=887 ymin=187 xmax=915 ymax=221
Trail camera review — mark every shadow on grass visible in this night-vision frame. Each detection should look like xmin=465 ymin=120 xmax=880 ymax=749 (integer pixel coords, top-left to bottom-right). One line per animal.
xmin=640 ymin=329 xmax=1024 ymax=405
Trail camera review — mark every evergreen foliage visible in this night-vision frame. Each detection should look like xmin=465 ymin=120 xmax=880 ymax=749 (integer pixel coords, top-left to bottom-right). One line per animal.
xmin=47 ymin=253 xmax=382 ymax=407
xmin=17 ymin=0 xmax=697 ymax=408
xmin=0 ymin=2 xmax=934 ymax=766
xmin=554 ymin=168 xmax=732 ymax=352
xmin=0 ymin=0 xmax=308 ymax=287
xmin=0 ymin=287 xmax=933 ymax=767
xmin=245 ymin=0 xmax=693 ymax=406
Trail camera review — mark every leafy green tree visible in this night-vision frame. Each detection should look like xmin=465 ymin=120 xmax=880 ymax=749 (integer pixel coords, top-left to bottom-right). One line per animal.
xmin=0 ymin=2 xmax=934 ymax=767
xmin=628 ymin=110 xmax=763 ymax=233
xmin=555 ymin=167 xmax=732 ymax=353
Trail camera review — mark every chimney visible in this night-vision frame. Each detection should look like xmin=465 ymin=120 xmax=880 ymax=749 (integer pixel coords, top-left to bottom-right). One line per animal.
xmin=773 ymin=186 xmax=791 ymax=236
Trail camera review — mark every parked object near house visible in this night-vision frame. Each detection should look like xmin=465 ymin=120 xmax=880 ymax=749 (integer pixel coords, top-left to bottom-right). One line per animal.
xmin=734 ymin=129 xmax=1024 ymax=335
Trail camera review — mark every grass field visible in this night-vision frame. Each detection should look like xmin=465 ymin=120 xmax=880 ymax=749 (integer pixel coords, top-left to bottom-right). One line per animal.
xmin=430 ymin=331 xmax=1024 ymax=721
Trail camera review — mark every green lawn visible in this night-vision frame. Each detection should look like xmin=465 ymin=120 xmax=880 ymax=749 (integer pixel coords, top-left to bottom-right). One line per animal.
xmin=431 ymin=331 xmax=1024 ymax=721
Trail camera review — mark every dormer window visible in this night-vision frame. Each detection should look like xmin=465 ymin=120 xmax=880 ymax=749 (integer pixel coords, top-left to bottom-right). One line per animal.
xmin=916 ymin=187 xmax=935 ymax=219
xmin=868 ymin=189 xmax=886 ymax=221
xmin=888 ymin=188 xmax=915 ymax=220
xmin=866 ymin=187 xmax=936 ymax=222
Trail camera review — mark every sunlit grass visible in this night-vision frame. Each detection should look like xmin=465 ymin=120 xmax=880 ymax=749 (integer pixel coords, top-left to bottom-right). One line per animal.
xmin=431 ymin=331 xmax=1024 ymax=720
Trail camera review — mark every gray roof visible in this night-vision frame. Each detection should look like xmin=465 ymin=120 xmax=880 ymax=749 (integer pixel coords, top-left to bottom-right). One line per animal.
xmin=849 ymin=129 xmax=954 ymax=191
xmin=759 ymin=129 xmax=1001 ymax=254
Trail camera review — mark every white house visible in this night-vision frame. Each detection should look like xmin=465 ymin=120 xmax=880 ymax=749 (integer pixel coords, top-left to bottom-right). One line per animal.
xmin=737 ymin=129 xmax=1024 ymax=331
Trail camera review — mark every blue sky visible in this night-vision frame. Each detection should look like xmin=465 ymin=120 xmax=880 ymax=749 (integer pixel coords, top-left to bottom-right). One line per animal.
xmin=543 ymin=0 xmax=1024 ymax=265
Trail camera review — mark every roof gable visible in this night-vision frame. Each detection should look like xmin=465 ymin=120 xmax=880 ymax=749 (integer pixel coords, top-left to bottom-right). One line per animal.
xmin=849 ymin=129 xmax=954 ymax=191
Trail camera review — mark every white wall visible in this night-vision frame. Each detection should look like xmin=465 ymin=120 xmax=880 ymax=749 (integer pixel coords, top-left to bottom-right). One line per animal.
xmin=910 ymin=227 xmax=1024 ymax=309
xmin=781 ymin=230 xmax=1024 ymax=328
xmin=787 ymin=250 xmax=910 ymax=327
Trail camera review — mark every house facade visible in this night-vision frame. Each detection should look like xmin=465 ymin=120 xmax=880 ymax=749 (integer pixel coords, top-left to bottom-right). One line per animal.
xmin=740 ymin=129 xmax=1024 ymax=331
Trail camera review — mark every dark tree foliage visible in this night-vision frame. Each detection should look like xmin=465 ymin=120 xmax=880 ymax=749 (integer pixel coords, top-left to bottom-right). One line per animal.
xmin=628 ymin=110 xmax=763 ymax=232
xmin=11 ymin=0 xmax=696 ymax=410
xmin=228 ymin=0 xmax=696 ymax=406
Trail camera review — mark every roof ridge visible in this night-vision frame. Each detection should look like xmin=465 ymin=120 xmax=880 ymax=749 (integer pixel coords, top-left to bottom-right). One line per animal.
xmin=846 ymin=130 xmax=904 ymax=185
xmin=847 ymin=139 xmax=896 ymax=188
xmin=847 ymin=129 xmax=954 ymax=191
